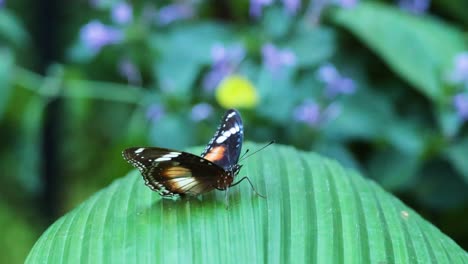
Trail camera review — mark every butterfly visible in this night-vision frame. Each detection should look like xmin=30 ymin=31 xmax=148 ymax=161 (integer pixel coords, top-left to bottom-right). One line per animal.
xmin=122 ymin=108 xmax=262 ymax=201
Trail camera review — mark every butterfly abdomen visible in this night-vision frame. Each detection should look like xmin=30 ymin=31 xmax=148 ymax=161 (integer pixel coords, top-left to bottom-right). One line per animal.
xmin=215 ymin=174 xmax=234 ymax=190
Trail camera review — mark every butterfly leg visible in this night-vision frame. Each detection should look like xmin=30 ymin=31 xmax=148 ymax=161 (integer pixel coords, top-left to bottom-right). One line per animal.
xmin=224 ymin=187 xmax=230 ymax=209
xmin=231 ymin=177 xmax=266 ymax=198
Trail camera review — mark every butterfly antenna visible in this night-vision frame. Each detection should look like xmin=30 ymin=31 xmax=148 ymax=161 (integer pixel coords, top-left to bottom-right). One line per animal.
xmin=239 ymin=141 xmax=275 ymax=162
xmin=239 ymin=148 xmax=250 ymax=160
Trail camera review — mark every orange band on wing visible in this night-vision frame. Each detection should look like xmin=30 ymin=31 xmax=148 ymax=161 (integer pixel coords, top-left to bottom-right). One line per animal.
xmin=162 ymin=166 xmax=192 ymax=178
xmin=203 ymin=146 xmax=226 ymax=162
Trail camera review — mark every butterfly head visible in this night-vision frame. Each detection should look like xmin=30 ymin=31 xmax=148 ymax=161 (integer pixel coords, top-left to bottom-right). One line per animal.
xmin=214 ymin=163 xmax=243 ymax=191
xmin=229 ymin=164 xmax=243 ymax=178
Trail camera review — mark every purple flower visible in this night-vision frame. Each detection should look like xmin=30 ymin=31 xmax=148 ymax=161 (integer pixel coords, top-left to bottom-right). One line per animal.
xmin=322 ymin=102 xmax=342 ymax=121
xmin=449 ymin=52 xmax=468 ymax=87
xmin=282 ymin=0 xmax=301 ymax=15
xmin=293 ymin=100 xmax=322 ymax=126
xmin=212 ymin=44 xmax=246 ymax=64
xmin=250 ymin=0 xmax=273 ymax=18
xmin=261 ymin=43 xmax=296 ymax=74
xmin=316 ymin=63 xmax=340 ymax=83
xmin=118 ymin=58 xmax=141 ymax=85
xmin=156 ymin=3 xmax=195 ymax=25
xmin=111 ymin=2 xmax=133 ymax=25
xmin=397 ymin=0 xmax=430 ymax=14
xmin=203 ymin=43 xmax=246 ymax=91
xmin=202 ymin=70 xmax=229 ymax=93
xmin=191 ymin=103 xmax=214 ymax=122
xmin=293 ymin=100 xmax=342 ymax=127
xmin=337 ymin=0 xmax=359 ymax=8
xmin=454 ymin=93 xmax=468 ymax=121
xmin=80 ymin=20 xmax=123 ymax=53
xmin=316 ymin=63 xmax=356 ymax=98
xmin=324 ymin=77 xmax=355 ymax=97
xmin=146 ymin=104 xmax=165 ymax=123
xmin=211 ymin=44 xmax=229 ymax=63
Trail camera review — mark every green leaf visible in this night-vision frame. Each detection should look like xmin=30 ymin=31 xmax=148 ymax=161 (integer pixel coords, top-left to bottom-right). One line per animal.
xmin=255 ymin=67 xmax=297 ymax=123
xmin=26 ymin=143 xmax=467 ymax=263
xmin=413 ymin=160 xmax=468 ymax=210
xmin=261 ymin=6 xmax=293 ymax=39
xmin=313 ymin=141 xmax=362 ymax=170
xmin=368 ymin=148 xmax=421 ymax=191
xmin=446 ymin=137 xmax=468 ymax=184
xmin=433 ymin=0 xmax=468 ymax=26
xmin=0 ymin=48 xmax=14 ymax=120
xmin=16 ymin=97 xmax=46 ymax=194
xmin=435 ymin=104 xmax=462 ymax=138
xmin=289 ymin=26 xmax=336 ymax=67
xmin=324 ymin=88 xmax=394 ymax=140
xmin=0 ymin=10 xmax=29 ymax=47
xmin=153 ymin=56 xmax=200 ymax=99
xmin=0 ymin=199 xmax=38 ymax=264
xmin=148 ymin=114 xmax=193 ymax=150
xmin=0 ymin=87 xmax=45 ymax=195
xmin=330 ymin=2 xmax=466 ymax=101
xmin=150 ymin=22 xmax=235 ymax=97
xmin=150 ymin=22 xmax=234 ymax=65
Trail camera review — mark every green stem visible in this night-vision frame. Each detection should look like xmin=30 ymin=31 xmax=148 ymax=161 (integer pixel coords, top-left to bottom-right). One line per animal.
xmin=13 ymin=66 xmax=146 ymax=105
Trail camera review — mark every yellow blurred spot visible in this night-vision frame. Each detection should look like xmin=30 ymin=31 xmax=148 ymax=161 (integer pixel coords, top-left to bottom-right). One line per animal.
xmin=216 ymin=75 xmax=258 ymax=109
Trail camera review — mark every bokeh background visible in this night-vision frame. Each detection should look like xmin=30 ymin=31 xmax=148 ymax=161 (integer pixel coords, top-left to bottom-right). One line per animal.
xmin=1 ymin=0 xmax=467 ymax=262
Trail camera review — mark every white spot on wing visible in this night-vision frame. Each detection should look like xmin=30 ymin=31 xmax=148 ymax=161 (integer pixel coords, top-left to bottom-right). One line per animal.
xmin=135 ymin=148 xmax=144 ymax=154
xmin=216 ymin=135 xmax=227 ymax=143
xmin=227 ymin=112 xmax=236 ymax=118
xmin=155 ymin=157 xmax=171 ymax=162
xmin=222 ymin=130 xmax=231 ymax=138
xmin=159 ymin=152 xmax=181 ymax=159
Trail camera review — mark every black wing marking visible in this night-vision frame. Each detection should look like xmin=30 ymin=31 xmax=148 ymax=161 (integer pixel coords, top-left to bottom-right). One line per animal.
xmin=201 ymin=109 xmax=244 ymax=170
xmin=122 ymin=147 xmax=226 ymax=199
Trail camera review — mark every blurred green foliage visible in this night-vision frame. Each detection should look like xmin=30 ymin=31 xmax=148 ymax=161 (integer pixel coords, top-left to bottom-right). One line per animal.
xmin=0 ymin=0 xmax=467 ymax=262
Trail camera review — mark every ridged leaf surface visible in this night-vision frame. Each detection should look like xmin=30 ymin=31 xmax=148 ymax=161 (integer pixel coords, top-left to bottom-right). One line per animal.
xmin=26 ymin=143 xmax=467 ymax=263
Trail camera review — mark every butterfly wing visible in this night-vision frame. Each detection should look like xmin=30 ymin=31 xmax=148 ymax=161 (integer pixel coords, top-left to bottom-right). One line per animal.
xmin=201 ymin=109 xmax=244 ymax=170
xmin=122 ymin=147 xmax=228 ymax=199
